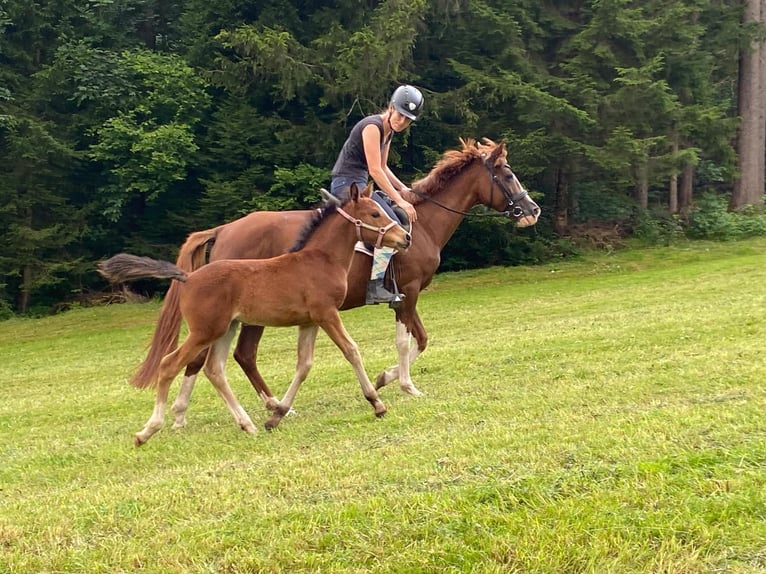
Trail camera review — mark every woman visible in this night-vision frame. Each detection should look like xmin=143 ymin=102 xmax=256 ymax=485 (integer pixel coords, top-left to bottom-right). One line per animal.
xmin=330 ymin=84 xmax=424 ymax=305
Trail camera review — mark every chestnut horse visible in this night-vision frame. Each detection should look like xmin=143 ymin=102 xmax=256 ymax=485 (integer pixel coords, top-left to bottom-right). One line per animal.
xmin=99 ymin=184 xmax=411 ymax=445
xmin=154 ymin=138 xmax=540 ymax=428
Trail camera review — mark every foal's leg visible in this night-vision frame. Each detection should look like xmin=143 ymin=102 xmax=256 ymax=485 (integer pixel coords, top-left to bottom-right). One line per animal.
xmin=319 ymin=312 xmax=387 ymax=418
xmin=134 ymin=336 xmax=208 ymax=447
xmin=204 ymin=322 xmax=257 ymax=434
xmin=264 ymin=324 xmax=318 ymax=430
xmin=171 ymin=348 xmax=207 ymax=429
xmin=233 ymin=325 xmax=275 ymax=405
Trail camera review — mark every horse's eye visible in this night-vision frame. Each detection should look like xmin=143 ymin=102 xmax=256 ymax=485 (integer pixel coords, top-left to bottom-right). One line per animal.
xmin=371 ymin=211 xmax=381 ymax=218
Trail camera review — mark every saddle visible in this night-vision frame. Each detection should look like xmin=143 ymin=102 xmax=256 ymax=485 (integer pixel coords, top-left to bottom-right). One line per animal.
xmin=371 ymin=190 xmax=412 ymax=233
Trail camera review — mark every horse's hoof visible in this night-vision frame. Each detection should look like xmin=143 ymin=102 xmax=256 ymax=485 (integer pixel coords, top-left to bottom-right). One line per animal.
xmin=241 ymin=422 xmax=257 ymax=434
xmin=264 ymin=416 xmax=280 ymax=431
xmin=400 ymin=384 xmax=424 ymax=397
xmin=133 ymin=434 xmax=146 ymax=447
xmin=172 ymin=420 xmax=186 ymax=429
xmin=374 ymin=403 xmax=387 ymax=418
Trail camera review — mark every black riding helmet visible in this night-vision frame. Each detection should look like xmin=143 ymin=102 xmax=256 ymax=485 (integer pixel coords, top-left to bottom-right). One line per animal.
xmin=390 ymin=85 xmax=424 ymax=121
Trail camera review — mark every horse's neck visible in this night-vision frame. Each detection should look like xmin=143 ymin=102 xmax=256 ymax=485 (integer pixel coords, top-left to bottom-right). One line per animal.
xmin=416 ymin=169 xmax=483 ymax=248
xmin=301 ymin=213 xmax=359 ymax=267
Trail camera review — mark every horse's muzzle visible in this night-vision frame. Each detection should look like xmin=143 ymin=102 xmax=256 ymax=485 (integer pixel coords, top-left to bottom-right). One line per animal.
xmin=514 ymin=204 xmax=540 ymax=228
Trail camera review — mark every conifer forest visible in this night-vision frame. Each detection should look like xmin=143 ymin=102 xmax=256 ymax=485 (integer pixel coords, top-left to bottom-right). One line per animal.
xmin=1 ymin=0 xmax=765 ymax=315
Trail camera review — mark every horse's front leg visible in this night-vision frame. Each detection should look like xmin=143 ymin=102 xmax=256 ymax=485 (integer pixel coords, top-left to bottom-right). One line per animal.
xmin=376 ymin=308 xmax=427 ymax=397
xmin=233 ymin=324 xmax=275 ymax=406
xmin=319 ymin=312 xmax=387 ymax=418
xmin=171 ymin=347 xmax=207 ymax=428
xmin=264 ymin=325 xmax=318 ymax=430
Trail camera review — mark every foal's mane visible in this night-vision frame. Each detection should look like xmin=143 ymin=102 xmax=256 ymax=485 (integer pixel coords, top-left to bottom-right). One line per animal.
xmin=409 ymin=137 xmax=503 ymax=204
xmin=288 ymin=200 xmax=340 ymax=252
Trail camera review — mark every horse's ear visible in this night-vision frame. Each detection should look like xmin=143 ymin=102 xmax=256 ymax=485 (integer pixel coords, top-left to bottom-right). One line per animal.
xmin=489 ymin=140 xmax=507 ymax=165
xmin=319 ymin=188 xmax=341 ymax=207
xmin=349 ymin=182 xmax=360 ymax=202
xmin=362 ymin=182 xmax=374 ymax=198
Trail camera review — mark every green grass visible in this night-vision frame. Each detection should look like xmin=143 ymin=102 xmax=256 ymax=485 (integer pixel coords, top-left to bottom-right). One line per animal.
xmin=2 ymin=238 xmax=766 ymax=573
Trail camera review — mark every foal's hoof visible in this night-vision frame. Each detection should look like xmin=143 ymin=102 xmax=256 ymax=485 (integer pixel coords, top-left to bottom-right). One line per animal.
xmin=400 ymin=383 xmax=424 ymax=397
xmin=264 ymin=415 xmax=281 ymax=431
xmin=133 ymin=434 xmax=146 ymax=448
xmin=374 ymin=402 xmax=388 ymax=418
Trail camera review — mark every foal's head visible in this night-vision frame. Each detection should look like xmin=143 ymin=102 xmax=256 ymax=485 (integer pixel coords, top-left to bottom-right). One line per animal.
xmin=290 ymin=183 xmax=411 ymax=252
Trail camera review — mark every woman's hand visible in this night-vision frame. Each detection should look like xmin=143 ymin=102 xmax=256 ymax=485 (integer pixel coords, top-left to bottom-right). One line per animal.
xmin=397 ymin=199 xmax=417 ymax=222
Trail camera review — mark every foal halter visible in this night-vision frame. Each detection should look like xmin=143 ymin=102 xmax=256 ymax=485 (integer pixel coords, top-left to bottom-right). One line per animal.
xmin=336 ymin=206 xmax=400 ymax=249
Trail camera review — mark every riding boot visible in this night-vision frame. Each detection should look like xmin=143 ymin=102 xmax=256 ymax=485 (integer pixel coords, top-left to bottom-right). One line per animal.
xmin=366 ymin=278 xmax=397 ymax=305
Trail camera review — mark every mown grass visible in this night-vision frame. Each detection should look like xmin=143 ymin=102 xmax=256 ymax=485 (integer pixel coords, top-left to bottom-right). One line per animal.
xmin=1 ymin=238 xmax=766 ymax=573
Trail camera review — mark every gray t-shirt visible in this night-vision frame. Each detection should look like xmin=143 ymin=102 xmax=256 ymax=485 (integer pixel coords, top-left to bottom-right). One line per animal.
xmin=331 ymin=115 xmax=393 ymax=180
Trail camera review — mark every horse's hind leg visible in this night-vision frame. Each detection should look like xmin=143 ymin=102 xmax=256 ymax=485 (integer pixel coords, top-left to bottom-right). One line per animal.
xmin=204 ymin=322 xmax=257 ymax=434
xmin=320 ymin=312 xmax=386 ymax=418
xmin=135 ymin=337 xmax=208 ymax=447
xmin=233 ymin=325 xmax=275 ymax=406
xmin=171 ymin=347 xmax=208 ymax=428
xmin=264 ymin=324 xmax=318 ymax=430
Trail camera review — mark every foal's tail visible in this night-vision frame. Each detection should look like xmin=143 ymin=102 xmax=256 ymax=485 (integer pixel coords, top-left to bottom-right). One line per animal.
xmin=99 ymin=228 xmax=219 ymax=389
xmin=128 ymin=228 xmax=219 ymax=389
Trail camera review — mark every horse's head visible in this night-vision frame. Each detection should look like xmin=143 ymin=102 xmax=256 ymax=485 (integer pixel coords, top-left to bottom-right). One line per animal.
xmin=339 ymin=183 xmax=412 ymax=251
xmin=476 ymin=138 xmax=540 ymax=228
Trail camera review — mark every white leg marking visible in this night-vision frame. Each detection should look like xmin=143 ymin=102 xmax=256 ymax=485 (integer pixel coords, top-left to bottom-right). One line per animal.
xmin=171 ymin=373 xmax=198 ymax=429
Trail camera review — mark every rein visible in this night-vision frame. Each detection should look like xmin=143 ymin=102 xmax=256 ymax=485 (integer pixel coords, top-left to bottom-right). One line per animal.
xmin=336 ymin=206 xmax=400 ymax=249
xmin=406 ymin=159 xmax=530 ymax=219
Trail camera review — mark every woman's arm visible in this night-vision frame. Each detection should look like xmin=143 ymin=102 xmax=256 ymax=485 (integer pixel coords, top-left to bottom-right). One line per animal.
xmin=362 ymin=124 xmax=417 ymax=222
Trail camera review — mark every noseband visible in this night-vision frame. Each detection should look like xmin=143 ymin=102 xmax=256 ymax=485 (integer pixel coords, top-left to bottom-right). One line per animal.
xmin=483 ymin=158 xmax=530 ymax=219
xmin=336 ymin=206 xmax=400 ymax=249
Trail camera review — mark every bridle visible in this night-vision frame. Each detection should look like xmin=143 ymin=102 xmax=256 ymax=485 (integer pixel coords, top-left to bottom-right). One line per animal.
xmin=407 ymin=157 xmax=533 ymax=220
xmin=336 ymin=206 xmax=401 ymax=249
xmin=483 ymin=157 xmax=531 ymax=219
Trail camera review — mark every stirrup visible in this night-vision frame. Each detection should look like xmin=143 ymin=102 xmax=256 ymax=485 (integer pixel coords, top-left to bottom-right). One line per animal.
xmin=388 ymin=292 xmax=405 ymax=310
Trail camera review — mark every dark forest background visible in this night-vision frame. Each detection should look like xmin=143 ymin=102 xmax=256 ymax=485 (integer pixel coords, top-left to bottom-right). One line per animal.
xmin=2 ymin=0 xmax=766 ymax=317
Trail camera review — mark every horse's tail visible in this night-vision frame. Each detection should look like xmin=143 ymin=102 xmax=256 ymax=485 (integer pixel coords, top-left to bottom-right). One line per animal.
xmin=98 ymin=254 xmax=188 ymax=284
xmin=122 ymin=230 xmax=218 ymax=389
xmin=98 ymin=253 xmax=187 ymax=389
xmin=126 ymin=229 xmax=219 ymax=389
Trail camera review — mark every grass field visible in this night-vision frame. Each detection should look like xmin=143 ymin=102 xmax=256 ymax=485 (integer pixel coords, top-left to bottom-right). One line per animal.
xmin=1 ymin=238 xmax=766 ymax=573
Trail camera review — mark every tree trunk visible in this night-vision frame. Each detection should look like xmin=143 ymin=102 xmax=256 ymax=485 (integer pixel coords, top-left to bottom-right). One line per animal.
xmin=553 ymin=166 xmax=569 ymax=234
xmin=636 ymin=162 xmax=649 ymax=209
xmin=679 ymin=162 xmax=694 ymax=216
xmin=732 ymin=0 xmax=765 ymax=209
xmin=669 ymin=136 xmax=679 ymax=214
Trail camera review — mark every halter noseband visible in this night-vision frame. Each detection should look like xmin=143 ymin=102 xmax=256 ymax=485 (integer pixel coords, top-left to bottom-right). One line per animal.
xmin=483 ymin=157 xmax=530 ymax=219
xmin=336 ymin=206 xmax=400 ymax=249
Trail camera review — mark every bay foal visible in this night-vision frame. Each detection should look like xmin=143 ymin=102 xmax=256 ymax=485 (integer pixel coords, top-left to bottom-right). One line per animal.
xmin=99 ymin=184 xmax=411 ymax=445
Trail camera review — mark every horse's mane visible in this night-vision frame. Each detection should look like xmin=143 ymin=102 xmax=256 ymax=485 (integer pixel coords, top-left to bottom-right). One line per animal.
xmin=289 ymin=137 xmax=504 ymax=249
xmin=288 ymin=201 xmax=339 ymax=252
xmin=409 ymin=137 xmax=503 ymax=204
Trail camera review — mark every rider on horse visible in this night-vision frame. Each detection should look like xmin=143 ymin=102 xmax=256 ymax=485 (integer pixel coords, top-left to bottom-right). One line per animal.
xmin=329 ymin=85 xmax=424 ymax=307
